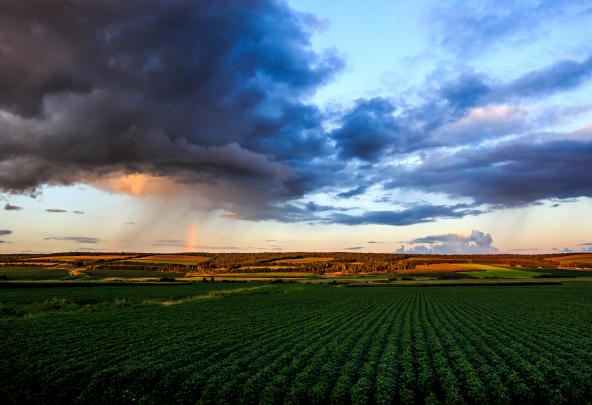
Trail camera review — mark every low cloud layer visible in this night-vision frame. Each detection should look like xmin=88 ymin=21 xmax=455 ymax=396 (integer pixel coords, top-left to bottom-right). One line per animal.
xmin=328 ymin=204 xmax=483 ymax=226
xmin=0 ymin=0 xmax=591 ymax=227
xmin=44 ymin=236 xmax=99 ymax=244
xmin=45 ymin=209 xmax=67 ymax=213
xmin=395 ymin=229 xmax=498 ymax=254
xmin=4 ymin=203 xmax=21 ymax=211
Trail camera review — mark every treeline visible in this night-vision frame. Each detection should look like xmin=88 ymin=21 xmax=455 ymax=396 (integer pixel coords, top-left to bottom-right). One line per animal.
xmin=0 ymin=255 xmax=40 ymax=263
xmin=203 ymin=252 xmax=415 ymax=270
xmin=405 ymin=254 xmax=560 ymax=269
xmin=0 ymin=252 xmax=143 ymax=261
xmin=559 ymin=262 xmax=592 ymax=269
xmin=223 ymin=259 xmax=418 ymax=274
xmin=207 ymin=253 xmax=311 ymax=269
xmin=72 ymin=256 xmax=147 ymax=266
xmin=4 ymin=251 xmax=589 ymax=274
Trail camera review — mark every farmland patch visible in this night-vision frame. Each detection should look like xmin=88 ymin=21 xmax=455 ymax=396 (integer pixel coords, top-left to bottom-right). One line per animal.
xmin=82 ymin=269 xmax=188 ymax=279
xmin=0 ymin=267 xmax=70 ymax=280
xmin=2 ymin=284 xmax=592 ymax=403
xmin=138 ymin=254 xmax=211 ymax=263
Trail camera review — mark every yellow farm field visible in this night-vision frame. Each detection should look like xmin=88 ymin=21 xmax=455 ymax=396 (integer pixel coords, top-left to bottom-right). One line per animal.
xmin=546 ymin=254 xmax=592 ymax=264
xmin=414 ymin=263 xmax=474 ymax=272
xmin=27 ymin=255 xmax=133 ymax=261
xmin=138 ymin=255 xmax=211 ymax=263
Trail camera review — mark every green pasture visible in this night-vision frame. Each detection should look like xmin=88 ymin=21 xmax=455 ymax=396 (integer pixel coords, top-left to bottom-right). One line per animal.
xmin=0 ymin=267 xmax=71 ymax=280
xmin=498 ymin=265 xmax=592 ymax=277
xmin=459 ymin=270 xmax=545 ymax=279
xmin=0 ymin=282 xmax=255 ymax=306
xmin=82 ymin=270 xmax=187 ymax=279
xmin=242 ymin=266 xmax=297 ymax=270
xmin=456 ymin=263 xmax=545 ymax=278
xmin=455 ymin=263 xmax=592 ymax=278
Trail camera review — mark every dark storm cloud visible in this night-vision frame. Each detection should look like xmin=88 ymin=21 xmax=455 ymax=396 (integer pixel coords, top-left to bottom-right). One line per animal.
xmin=385 ymin=139 xmax=592 ymax=207
xmin=438 ymin=55 xmax=592 ymax=113
xmin=336 ymin=186 xmax=368 ymax=199
xmin=327 ymin=203 xmax=483 ymax=226
xmin=330 ymin=98 xmax=400 ymax=161
xmin=2 ymin=0 xmax=592 ymax=227
xmin=44 ymin=236 xmax=99 ymax=243
xmin=304 ymin=201 xmax=349 ymax=212
xmin=0 ymin=0 xmax=343 ymax=195
xmin=45 ymin=209 xmax=67 ymax=213
xmin=4 ymin=203 xmax=22 ymax=211
xmin=323 ymin=53 xmax=592 ymax=166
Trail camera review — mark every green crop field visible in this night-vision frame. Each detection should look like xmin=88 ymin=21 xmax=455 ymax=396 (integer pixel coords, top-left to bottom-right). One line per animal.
xmin=2 ymin=282 xmax=592 ymax=404
xmin=0 ymin=282 xmax=253 ymax=305
xmin=82 ymin=269 xmax=188 ymax=279
xmin=456 ymin=263 xmax=545 ymax=278
xmin=500 ymin=265 xmax=592 ymax=277
xmin=460 ymin=269 xmax=546 ymax=278
xmin=0 ymin=267 xmax=71 ymax=280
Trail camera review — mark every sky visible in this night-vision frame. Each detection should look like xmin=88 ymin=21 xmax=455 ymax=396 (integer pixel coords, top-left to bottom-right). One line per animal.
xmin=1 ymin=0 xmax=592 ymax=254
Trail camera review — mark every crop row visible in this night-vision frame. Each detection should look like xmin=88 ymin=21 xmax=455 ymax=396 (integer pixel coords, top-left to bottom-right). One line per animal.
xmin=1 ymin=284 xmax=592 ymax=404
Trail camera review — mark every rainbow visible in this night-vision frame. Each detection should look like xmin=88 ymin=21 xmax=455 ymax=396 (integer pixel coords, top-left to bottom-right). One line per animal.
xmin=185 ymin=221 xmax=197 ymax=252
